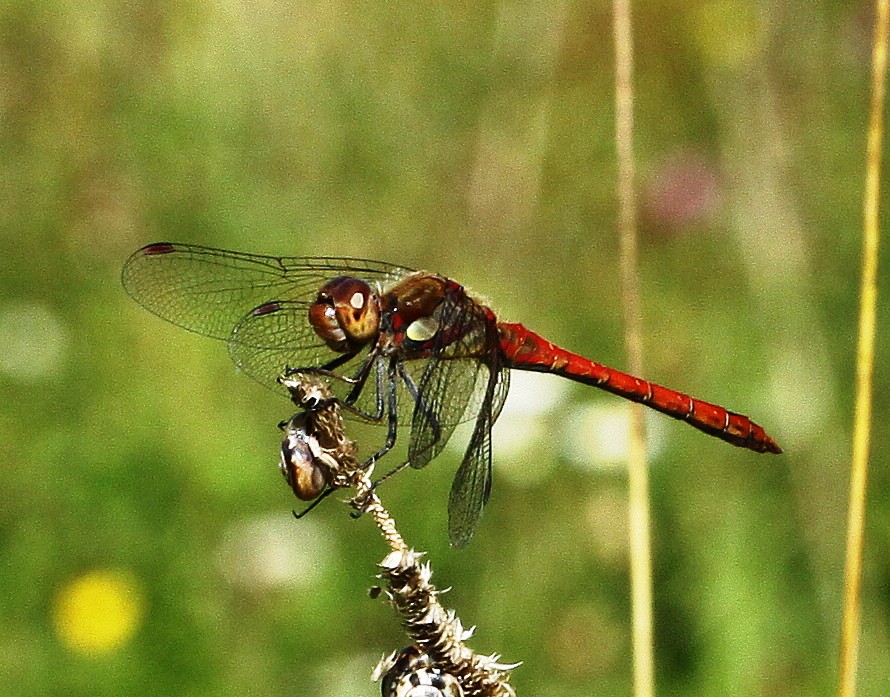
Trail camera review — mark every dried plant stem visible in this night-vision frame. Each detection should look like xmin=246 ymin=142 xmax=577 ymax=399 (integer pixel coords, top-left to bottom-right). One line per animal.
xmin=838 ymin=3 xmax=888 ymax=696
xmin=281 ymin=373 xmax=518 ymax=697
xmin=358 ymin=489 xmax=408 ymax=553
xmin=351 ymin=478 xmax=517 ymax=696
xmin=612 ymin=2 xmax=654 ymax=697
xmin=375 ymin=548 xmax=518 ymax=697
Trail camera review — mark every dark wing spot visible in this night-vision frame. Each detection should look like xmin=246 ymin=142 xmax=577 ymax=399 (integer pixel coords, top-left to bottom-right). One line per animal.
xmin=142 ymin=242 xmax=176 ymax=255
xmin=251 ymin=301 xmax=282 ymax=316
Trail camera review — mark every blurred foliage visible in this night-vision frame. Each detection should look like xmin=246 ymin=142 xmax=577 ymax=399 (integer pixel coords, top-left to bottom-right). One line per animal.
xmin=1 ymin=1 xmax=887 ymax=696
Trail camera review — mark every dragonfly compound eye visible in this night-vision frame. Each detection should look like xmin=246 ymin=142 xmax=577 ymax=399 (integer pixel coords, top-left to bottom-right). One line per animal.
xmin=308 ymin=276 xmax=380 ymax=351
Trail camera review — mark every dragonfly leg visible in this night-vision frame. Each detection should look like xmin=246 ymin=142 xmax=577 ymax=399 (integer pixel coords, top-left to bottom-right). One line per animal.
xmin=291 ymin=486 xmax=337 ymax=519
xmin=349 ymin=457 xmax=413 ymax=520
xmin=283 ymin=348 xmax=380 ymax=391
xmin=370 ymin=459 xmax=412 ymax=489
xmin=343 ymin=352 xmax=379 ymax=404
xmin=284 ymin=351 xmax=390 ymax=422
xmin=281 ymin=349 xmax=359 ymax=381
xmin=362 ymin=357 xmax=400 ymax=467
xmin=336 ymin=353 xmax=389 ymax=422
xmin=397 ymin=362 xmax=443 ymax=465
xmin=283 ymin=366 xmax=356 ymax=385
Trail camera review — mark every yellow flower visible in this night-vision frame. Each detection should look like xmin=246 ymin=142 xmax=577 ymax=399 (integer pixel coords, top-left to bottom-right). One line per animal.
xmin=52 ymin=569 xmax=145 ymax=655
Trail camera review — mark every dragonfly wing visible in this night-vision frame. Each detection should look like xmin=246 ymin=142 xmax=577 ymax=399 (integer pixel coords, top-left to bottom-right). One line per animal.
xmin=229 ymin=300 xmax=333 ymax=392
xmin=122 ymin=242 xmax=412 ymax=341
xmin=446 ymin=364 xmax=510 ymax=548
xmin=407 ymin=357 xmax=484 ymax=470
xmin=406 ymin=288 xmax=501 ymax=468
xmin=229 ymin=300 xmax=387 ymax=403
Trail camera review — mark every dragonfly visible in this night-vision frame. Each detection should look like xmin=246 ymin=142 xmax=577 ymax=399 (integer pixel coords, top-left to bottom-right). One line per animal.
xmin=122 ymin=242 xmax=782 ymax=547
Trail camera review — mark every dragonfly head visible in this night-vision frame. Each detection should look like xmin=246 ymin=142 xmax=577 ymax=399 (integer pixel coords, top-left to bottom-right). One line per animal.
xmin=308 ymin=276 xmax=381 ymax=352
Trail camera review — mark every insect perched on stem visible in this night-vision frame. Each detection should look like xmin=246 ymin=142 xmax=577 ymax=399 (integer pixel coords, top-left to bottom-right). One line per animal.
xmin=124 ymin=242 xmax=781 ymax=546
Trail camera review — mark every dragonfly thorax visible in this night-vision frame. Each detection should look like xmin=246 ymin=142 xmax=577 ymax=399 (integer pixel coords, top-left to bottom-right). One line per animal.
xmin=308 ymin=276 xmax=381 ymax=352
xmin=377 ymin=272 xmax=461 ymax=355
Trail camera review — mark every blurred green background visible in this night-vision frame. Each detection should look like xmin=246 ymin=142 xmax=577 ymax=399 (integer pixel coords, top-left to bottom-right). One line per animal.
xmin=2 ymin=1 xmax=886 ymax=695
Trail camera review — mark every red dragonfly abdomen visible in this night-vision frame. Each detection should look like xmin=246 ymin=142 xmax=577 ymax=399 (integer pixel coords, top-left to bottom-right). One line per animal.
xmin=497 ymin=323 xmax=781 ymax=454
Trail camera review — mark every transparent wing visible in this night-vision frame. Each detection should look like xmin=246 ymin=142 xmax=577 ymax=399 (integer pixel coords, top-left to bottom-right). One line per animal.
xmin=225 ymin=300 xmax=363 ymax=396
xmin=407 ymin=357 xmax=486 ymax=469
xmin=228 ymin=302 xmax=437 ymax=428
xmin=121 ymin=242 xmax=413 ymax=341
xmin=406 ymin=290 xmax=497 ymax=469
xmin=446 ymin=363 xmax=510 ymax=548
